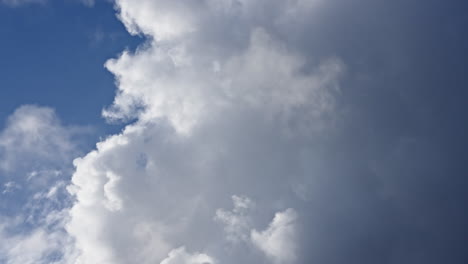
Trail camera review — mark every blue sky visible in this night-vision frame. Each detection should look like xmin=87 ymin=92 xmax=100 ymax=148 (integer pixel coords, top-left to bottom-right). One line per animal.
xmin=0 ymin=0 xmax=140 ymax=131
xmin=0 ymin=1 xmax=468 ymax=264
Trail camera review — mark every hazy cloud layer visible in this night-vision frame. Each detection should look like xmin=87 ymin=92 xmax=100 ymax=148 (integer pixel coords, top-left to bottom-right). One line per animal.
xmin=0 ymin=106 xmax=77 ymax=172
xmin=0 ymin=106 xmax=80 ymax=264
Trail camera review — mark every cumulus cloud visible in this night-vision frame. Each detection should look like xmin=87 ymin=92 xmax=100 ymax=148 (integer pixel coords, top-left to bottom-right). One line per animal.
xmin=104 ymin=0 xmax=343 ymax=135
xmin=251 ymin=209 xmax=298 ymax=264
xmin=63 ymin=0 xmax=344 ymax=263
xmin=0 ymin=0 xmax=345 ymax=262
xmin=103 ymin=28 xmax=342 ymax=134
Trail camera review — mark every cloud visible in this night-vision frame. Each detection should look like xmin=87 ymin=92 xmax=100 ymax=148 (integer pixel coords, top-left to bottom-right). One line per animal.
xmin=159 ymin=247 xmax=215 ymax=264
xmin=215 ymin=195 xmax=254 ymax=243
xmin=64 ymin=0 xmax=344 ymax=263
xmin=0 ymin=222 xmax=74 ymax=264
xmin=80 ymin=0 xmax=95 ymax=7
xmin=0 ymin=106 xmax=81 ymax=264
xmin=103 ymin=26 xmax=342 ymax=134
xmin=0 ymin=0 xmax=345 ymax=263
xmin=1 ymin=0 xmax=100 ymax=8
xmin=104 ymin=0 xmax=342 ymax=135
xmin=251 ymin=209 xmax=298 ymax=264
xmin=0 ymin=105 xmax=78 ymax=172
xmin=215 ymin=196 xmax=298 ymax=263
xmin=0 ymin=0 xmax=45 ymax=7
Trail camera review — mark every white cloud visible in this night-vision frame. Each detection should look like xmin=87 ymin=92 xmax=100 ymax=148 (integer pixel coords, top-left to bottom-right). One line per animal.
xmin=115 ymin=0 xmax=197 ymax=40
xmin=215 ymin=195 xmax=254 ymax=243
xmin=251 ymin=209 xmax=298 ymax=264
xmin=103 ymin=27 xmax=342 ymax=134
xmin=0 ymin=227 xmax=50 ymax=264
xmin=1 ymin=0 xmax=98 ymax=8
xmin=69 ymin=51 xmax=340 ymax=263
xmin=2 ymin=181 xmax=20 ymax=194
xmin=106 ymin=1 xmax=342 ymax=132
xmin=0 ymin=106 xmax=80 ymax=264
xmin=0 ymin=105 xmax=78 ymax=172
xmin=0 ymin=221 xmax=76 ymax=264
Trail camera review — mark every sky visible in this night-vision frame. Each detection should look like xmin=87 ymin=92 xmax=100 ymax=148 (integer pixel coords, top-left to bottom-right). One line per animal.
xmin=0 ymin=0 xmax=467 ymax=264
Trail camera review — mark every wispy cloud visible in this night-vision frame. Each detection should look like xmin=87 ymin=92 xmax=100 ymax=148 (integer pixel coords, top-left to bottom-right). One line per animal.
xmin=0 ymin=106 xmax=83 ymax=264
xmin=0 ymin=0 xmax=45 ymax=7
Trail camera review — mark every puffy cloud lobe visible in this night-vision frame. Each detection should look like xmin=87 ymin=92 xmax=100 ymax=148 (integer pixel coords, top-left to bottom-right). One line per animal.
xmin=114 ymin=0 xmax=322 ymax=41
xmin=104 ymin=28 xmax=342 ymax=134
xmin=116 ymin=0 xmax=196 ymax=40
xmin=105 ymin=0 xmax=343 ymax=135
xmin=251 ymin=209 xmax=298 ymax=264
xmin=67 ymin=125 xmax=173 ymax=264
xmin=215 ymin=196 xmax=298 ymax=263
